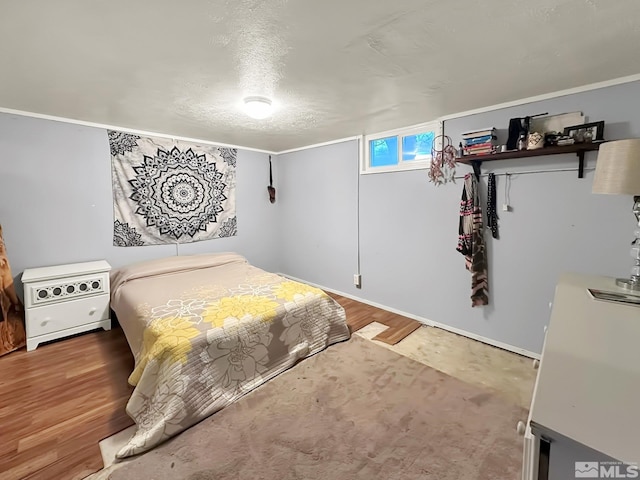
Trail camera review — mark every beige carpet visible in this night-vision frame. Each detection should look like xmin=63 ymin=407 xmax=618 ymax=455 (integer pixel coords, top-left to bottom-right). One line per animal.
xmin=95 ymin=335 xmax=525 ymax=480
xmin=355 ymin=323 xmax=536 ymax=410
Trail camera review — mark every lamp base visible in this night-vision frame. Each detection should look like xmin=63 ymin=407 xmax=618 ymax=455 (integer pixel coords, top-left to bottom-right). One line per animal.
xmin=615 ymin=278 xmax=640 ymax=291
xmin=617 ymin=197 xmax=640 ymax=292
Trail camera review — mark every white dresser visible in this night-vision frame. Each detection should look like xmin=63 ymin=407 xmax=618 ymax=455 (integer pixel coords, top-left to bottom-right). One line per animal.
xmin=22 ymin=260 xmax=112 ymax=351
xmin=523 ymin=273 xmax=640 ymax=480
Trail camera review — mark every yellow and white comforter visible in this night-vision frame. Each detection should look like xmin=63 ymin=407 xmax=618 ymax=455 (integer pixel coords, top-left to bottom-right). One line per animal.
xmin=110 ymin=252 xmax=350 ymax=458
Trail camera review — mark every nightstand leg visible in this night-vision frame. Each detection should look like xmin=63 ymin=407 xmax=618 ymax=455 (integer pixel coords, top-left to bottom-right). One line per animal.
xmin=26 ymin=338 xmax=39 ymax=351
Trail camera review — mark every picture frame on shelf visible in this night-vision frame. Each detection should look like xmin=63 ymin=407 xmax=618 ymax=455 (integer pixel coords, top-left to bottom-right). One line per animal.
xmin=563 ymin=121 xmax=605 ymax=142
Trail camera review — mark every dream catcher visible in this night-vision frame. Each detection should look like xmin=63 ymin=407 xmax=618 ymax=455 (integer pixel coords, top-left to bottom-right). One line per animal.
xmin=428 ymin=134 xmax=457 ymax=185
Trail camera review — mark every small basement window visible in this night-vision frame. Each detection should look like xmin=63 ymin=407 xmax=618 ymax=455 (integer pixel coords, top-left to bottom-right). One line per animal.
xmin=362 ymin=121 xmax=440 ymax=174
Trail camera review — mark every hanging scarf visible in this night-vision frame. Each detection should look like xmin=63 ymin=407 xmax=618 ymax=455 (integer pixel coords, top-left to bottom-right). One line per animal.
xmin=456 ymin=174 xmax=489 ymax=307
xmin=487 ymin=173 xmax=499 ymax=239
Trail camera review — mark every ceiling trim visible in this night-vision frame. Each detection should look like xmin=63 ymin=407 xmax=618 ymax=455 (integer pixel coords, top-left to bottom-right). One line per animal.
xmin=438 ymin=73 xmax=640 ymax=122
xmin=277 ymin=136 xmax=360 ymax=155
xmin=0 ymin=106 xmax=278 ymax=154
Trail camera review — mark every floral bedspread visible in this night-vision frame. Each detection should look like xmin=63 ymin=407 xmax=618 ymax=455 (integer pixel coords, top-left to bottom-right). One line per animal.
xmin=110 ymin=253 xmax=350 ymax=458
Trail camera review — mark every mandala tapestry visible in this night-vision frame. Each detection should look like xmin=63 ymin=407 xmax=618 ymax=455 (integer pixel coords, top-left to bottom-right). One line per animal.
xmin=109 ymin=131 xmax=237 ymax=246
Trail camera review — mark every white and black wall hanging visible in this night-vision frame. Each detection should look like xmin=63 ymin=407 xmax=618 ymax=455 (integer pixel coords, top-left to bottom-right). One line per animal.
xmin=109 ymin=130 xmax=237 ymax=247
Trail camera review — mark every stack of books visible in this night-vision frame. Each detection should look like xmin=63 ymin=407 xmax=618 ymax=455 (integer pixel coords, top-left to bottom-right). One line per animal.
xmin=461 ymin=128 xmax=497 ymax=156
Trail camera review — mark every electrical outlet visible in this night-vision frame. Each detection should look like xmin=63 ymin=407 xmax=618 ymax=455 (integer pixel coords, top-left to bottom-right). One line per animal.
xmin=353 ymin=274 xmax=361 ymax=288
xmin=502 ymin=203 xmax=510 ymax=212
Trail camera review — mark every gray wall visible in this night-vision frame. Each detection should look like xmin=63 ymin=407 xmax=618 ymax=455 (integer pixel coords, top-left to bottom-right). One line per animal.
xmin=2 ymin=80 xmax=639 ymax=355
xmin=277 ymin=81 xmax=640 ymax=355
xmin=277 ymin=141 xmax=360 ymax=295
xmin=0 ymin=113 xmax=279 ymax=295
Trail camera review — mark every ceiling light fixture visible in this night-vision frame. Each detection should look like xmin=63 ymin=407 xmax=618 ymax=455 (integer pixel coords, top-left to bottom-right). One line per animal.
xmin=243 ymin=96 xmax=273 ymax=119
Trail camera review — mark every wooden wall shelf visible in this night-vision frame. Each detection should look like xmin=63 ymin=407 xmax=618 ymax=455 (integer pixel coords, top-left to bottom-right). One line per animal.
xmin=456 ymin=142 xmax=603 ymax=178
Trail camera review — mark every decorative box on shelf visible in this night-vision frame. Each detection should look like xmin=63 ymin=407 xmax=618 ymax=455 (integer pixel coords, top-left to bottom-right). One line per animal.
xmin=22 ymin=260 xmax=112 ymax=351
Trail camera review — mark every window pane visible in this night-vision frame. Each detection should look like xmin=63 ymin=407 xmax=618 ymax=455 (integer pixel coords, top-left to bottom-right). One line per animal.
xmin=402 ymin=131 xmax=434 ymax=161
xmin=370 ymin=137 xmax=398 ymax=167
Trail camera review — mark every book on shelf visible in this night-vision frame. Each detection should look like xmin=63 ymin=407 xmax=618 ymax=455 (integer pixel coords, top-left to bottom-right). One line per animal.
xmin=463 ymin=149 xmax=494 ymax=157
xmin=464 ymin=139 xmax=493 ymax=145
xmin=464 ymin=141 xmax=494 ymax=149
xmin=462 ymin=143 xmax=495 ymax=152
xmin=463 ymin=145 xmax=493 ymax=152
xmin=463 ymin=146 xmax=494 ymax=154
xmin=463 ymin=135 xmax=497 ymax=146
xmin=462 ymin=127 xmax=496 ymax=139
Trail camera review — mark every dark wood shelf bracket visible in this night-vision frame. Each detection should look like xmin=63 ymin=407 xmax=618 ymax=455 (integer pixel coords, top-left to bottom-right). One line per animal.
xmin=577 ymin=150 xmax=586 ymax=178
xmin=471 ymin=160 xmax=482 ymax=180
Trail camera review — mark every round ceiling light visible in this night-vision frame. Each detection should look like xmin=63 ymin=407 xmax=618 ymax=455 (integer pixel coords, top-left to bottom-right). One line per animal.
xmin=243 ymin=96 xmax=273 ymax=119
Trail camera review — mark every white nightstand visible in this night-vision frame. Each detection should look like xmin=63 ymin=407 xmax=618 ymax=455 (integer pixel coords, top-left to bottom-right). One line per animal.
xmin=22 ymin=260 xmax=112 ymax=351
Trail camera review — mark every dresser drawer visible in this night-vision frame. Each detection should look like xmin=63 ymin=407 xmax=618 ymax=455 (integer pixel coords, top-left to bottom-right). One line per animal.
xmin=26 ymin=294 xmax=110 ymax=337
xmin=24 ymin=271 xmax=110 ymax=308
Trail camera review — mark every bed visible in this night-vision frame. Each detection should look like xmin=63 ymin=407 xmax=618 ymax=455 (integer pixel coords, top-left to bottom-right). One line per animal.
xmin=110 ymin=252 xmax=350 ymax=458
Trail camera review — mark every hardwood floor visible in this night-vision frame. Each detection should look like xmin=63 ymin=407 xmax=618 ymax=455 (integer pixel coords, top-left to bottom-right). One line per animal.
xmin=327 ymin=292 xmax=422 ymax=345
xmin=0 ymin=295 xmax=420 ymax=479
xmin=0 ymin=328 xmax=134 ymax=480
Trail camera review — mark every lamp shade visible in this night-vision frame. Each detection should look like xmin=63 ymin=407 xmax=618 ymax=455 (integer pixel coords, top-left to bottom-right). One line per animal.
xmin=592 ymin=139 xmax=640 ymax=195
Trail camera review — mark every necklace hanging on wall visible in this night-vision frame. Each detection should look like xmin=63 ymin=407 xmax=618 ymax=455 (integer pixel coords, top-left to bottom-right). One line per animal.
xmin=267 ymin=155 xmax=276 ymax=204
xmin=428 ymin=134 xmax=457 ymax=185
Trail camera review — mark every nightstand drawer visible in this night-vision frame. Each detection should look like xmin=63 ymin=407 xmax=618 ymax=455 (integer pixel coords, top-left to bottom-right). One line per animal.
xmin=24 ymin=271 xmax=110 ymax=308
xmin=26 ymin=294 xmax=110 ymax=337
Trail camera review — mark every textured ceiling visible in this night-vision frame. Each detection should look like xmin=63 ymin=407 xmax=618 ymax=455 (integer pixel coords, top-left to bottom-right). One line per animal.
xmin=1 ymin=0 xmax=640 ymax=152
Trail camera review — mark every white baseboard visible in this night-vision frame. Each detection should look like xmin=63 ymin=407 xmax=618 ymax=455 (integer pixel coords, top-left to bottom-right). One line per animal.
xmin=279 ymin=273 xmax=541 ymax=360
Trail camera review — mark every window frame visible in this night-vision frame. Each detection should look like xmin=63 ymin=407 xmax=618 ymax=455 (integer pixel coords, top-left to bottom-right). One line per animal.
xmin=361 ymin=121 xmax=441 ymax=174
